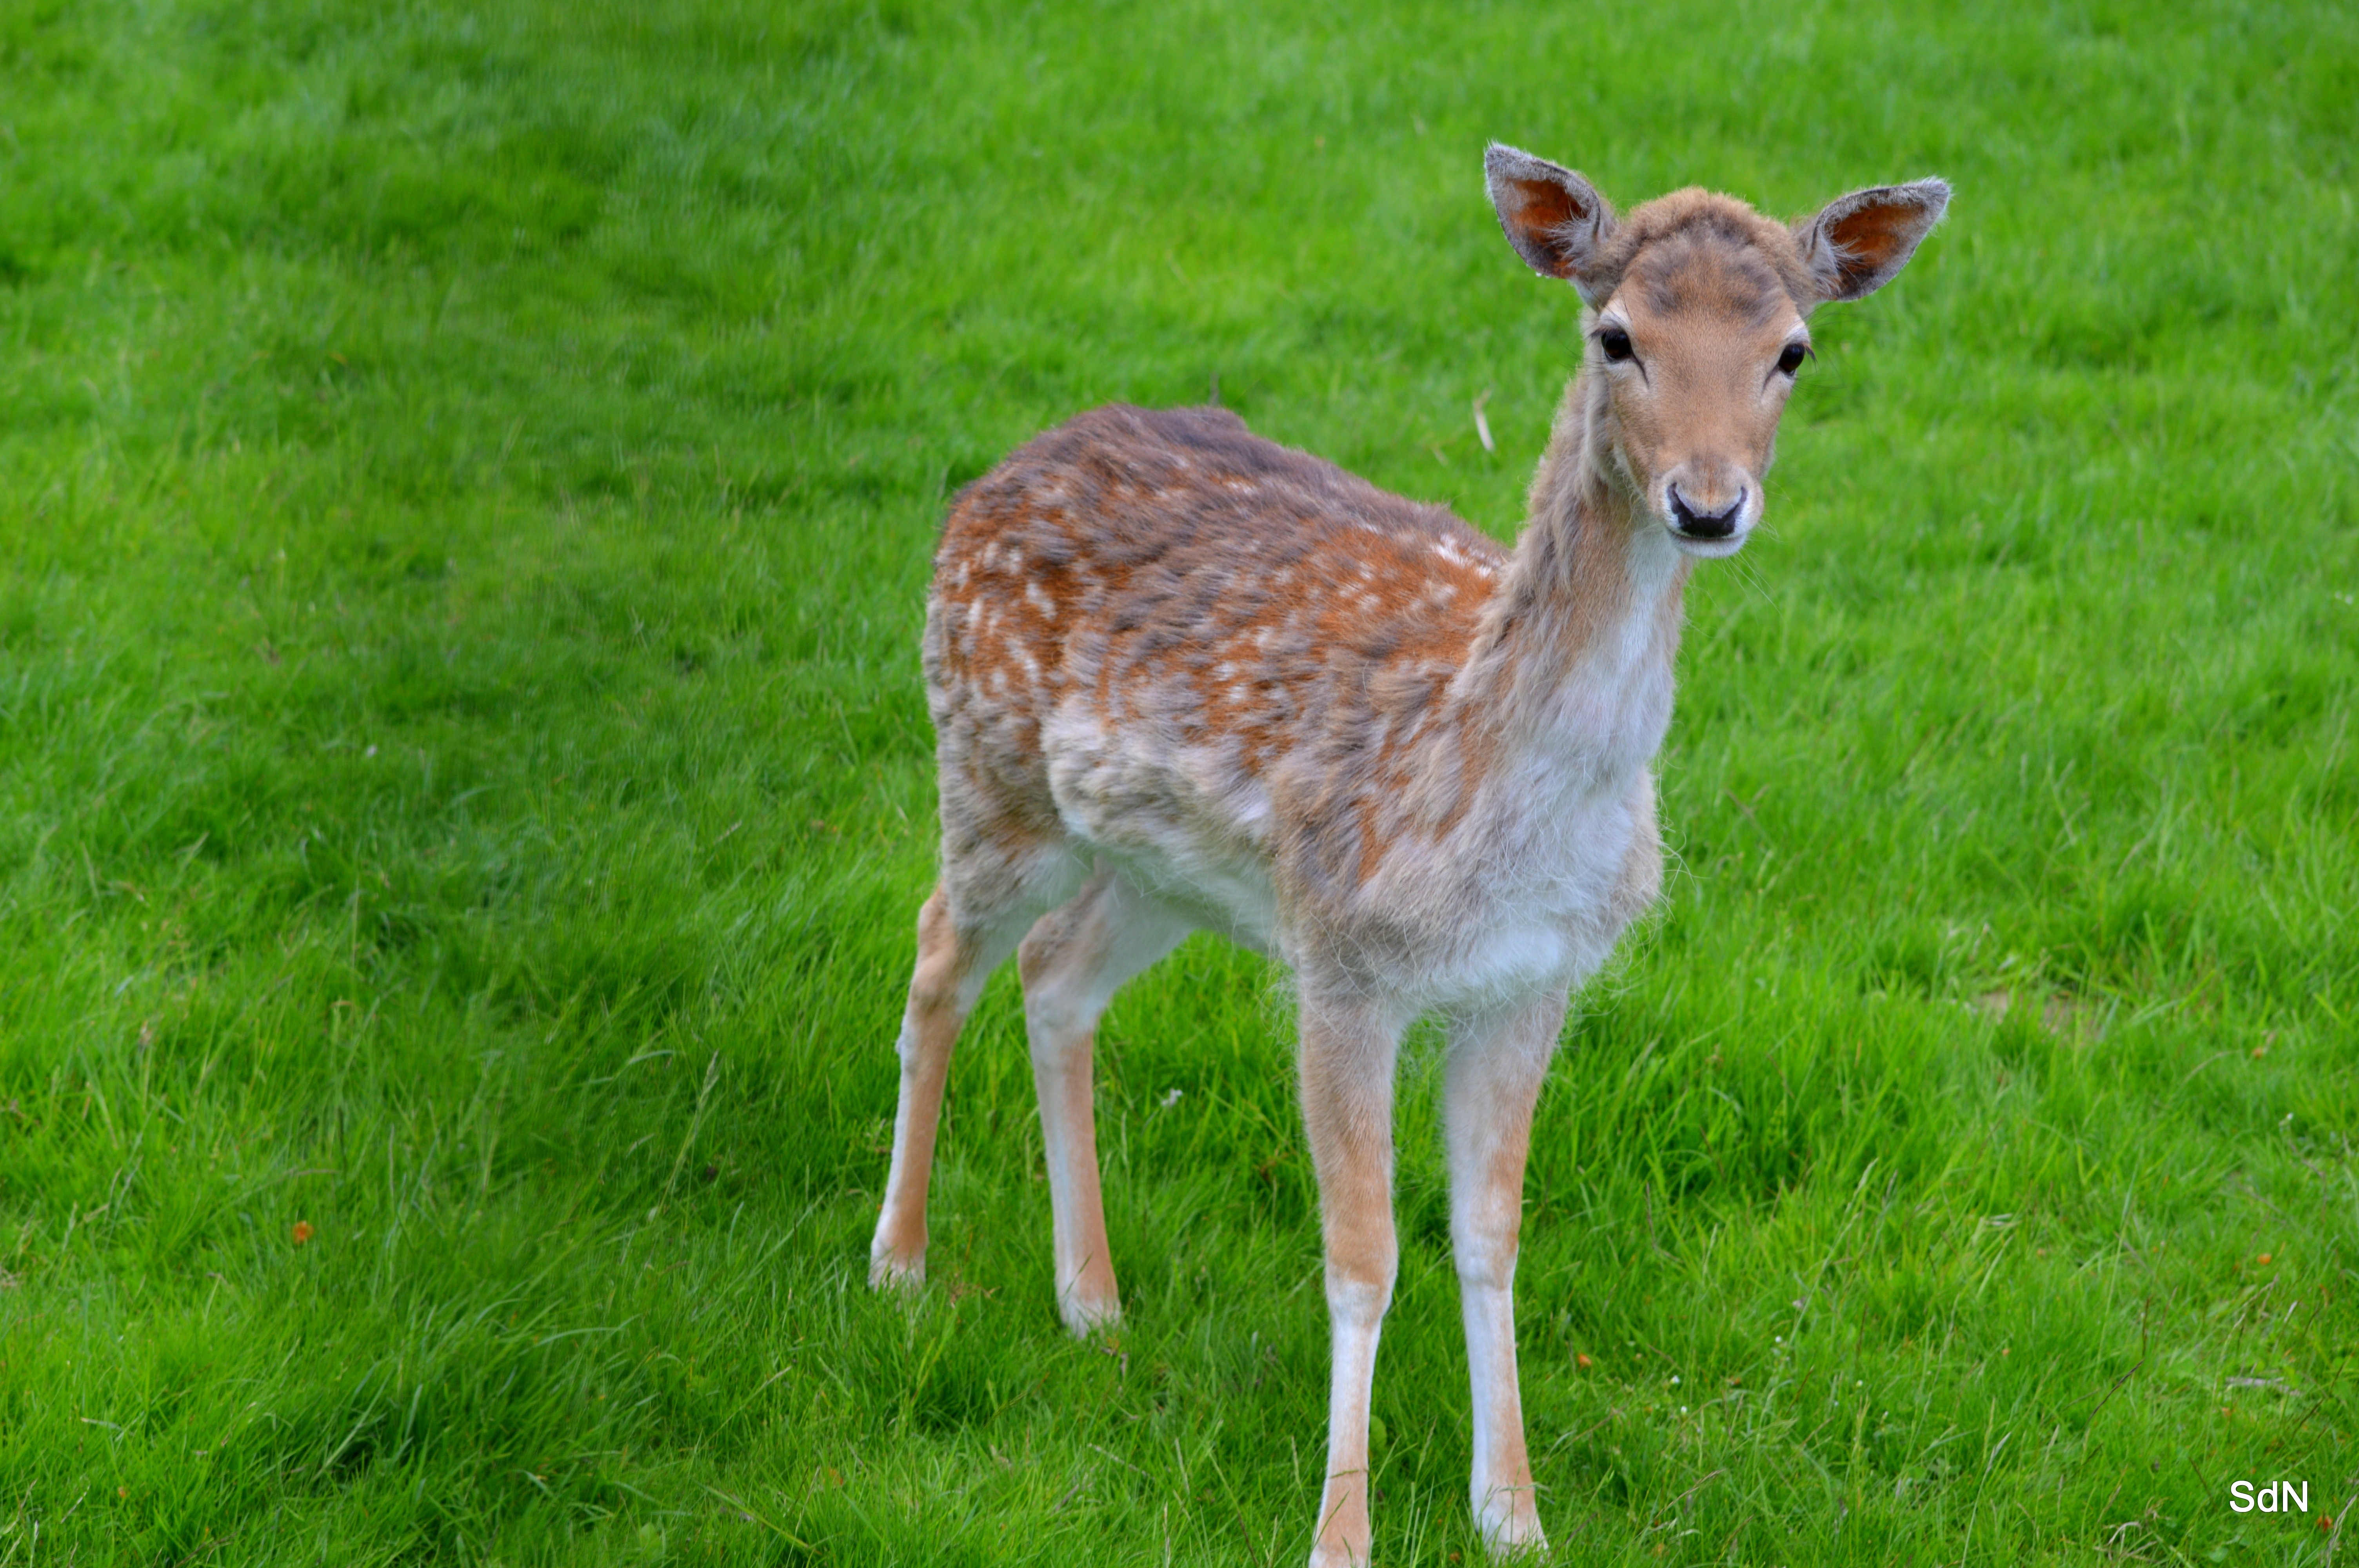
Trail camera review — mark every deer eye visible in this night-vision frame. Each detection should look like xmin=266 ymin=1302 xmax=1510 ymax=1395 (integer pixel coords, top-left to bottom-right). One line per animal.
xmin=1776 ymin=341 xmax=1808 ymax=376
xmin=1598 ymin=327 xmax=1635 ymax=363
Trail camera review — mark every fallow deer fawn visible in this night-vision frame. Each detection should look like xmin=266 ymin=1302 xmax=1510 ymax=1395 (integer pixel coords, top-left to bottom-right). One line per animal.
xmin=870 ymin=145 xmax=1947 ymax=1564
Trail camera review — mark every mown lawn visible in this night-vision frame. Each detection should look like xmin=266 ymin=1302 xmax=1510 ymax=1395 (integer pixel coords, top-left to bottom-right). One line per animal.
xmin=2 ymin=0 xmax=2355 ymax=1562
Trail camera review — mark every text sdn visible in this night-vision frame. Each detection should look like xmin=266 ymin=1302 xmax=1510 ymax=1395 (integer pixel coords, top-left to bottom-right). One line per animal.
xmin=2228 ymin=1479 xmax=2309 ymax=1514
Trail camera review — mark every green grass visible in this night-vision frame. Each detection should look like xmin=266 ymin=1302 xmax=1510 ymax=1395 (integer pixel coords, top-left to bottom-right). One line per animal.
xmin=1 ymin=0 xmax=2355 ymax=1561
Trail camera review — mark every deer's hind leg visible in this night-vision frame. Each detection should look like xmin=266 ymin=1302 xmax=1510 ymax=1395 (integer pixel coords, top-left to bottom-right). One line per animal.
xmin=1017 ymin=866 xmax=1194 ymax=1334
xmin=872 ymin=844 xmax=1076 ymax=1283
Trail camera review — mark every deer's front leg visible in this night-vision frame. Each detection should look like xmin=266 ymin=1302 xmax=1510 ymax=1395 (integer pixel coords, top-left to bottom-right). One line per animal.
xmin=1445 ymin=986 xmax=1568 ymax=1557
xmin=1298 ymin=991 xmax=1407 ymax=1568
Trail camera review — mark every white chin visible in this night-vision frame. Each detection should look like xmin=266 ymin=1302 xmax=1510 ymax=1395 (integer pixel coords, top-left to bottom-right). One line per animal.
xmin=1668 ymin=527 xmax=1748 ymax=559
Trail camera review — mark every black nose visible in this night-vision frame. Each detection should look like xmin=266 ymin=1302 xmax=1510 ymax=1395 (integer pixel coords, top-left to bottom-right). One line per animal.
xmin=1670 ymin=488 xmax=1743 ymax=539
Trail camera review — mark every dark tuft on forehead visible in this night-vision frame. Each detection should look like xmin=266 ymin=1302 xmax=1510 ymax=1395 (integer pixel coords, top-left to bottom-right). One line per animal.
xmin=1634 ymin=232 xmax=1790 ymax=325
xmin=1588 ymin=188 xmax=1816 ymax=316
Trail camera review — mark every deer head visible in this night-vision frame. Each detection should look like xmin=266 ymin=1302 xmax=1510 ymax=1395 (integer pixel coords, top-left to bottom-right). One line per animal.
xmin=1485 ymin=145 xmax=1948 ymax=558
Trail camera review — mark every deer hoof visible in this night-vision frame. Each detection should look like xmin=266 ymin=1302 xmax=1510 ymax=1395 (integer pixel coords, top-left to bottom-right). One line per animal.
xmin=1058 ymin=1291 xmax=1121 ymax=1338
xmin=868 ymin=1249 xmax=926 ymax=1292
xmin=1474 ymin=1499 xmax=1548 ymax=1560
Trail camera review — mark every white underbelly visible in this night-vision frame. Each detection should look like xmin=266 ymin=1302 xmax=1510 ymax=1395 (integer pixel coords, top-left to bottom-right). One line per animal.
xmin=1038 ymin=701 xmax=1645 ymax=995
xmin=1041 ymin=709 xmax=1281 ymax=949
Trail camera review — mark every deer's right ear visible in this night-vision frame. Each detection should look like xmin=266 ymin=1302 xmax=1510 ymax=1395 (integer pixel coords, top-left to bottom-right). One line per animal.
xmin=1485 ymin=144 xmax=1617 ymax=303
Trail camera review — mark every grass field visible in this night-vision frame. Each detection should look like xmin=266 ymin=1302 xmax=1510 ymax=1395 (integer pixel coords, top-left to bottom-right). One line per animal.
xmin=2 ymin=0 xmax=2356 ymax=1561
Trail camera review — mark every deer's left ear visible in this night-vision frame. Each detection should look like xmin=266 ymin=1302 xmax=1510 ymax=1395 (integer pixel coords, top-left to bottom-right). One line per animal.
xmin=1793 ymin=180 xmax=1951 ymax=303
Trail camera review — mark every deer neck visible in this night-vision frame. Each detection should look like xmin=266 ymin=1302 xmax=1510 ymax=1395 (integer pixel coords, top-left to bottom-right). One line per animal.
xmin=1457 ymin=372 xmax=1691 ymax=797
